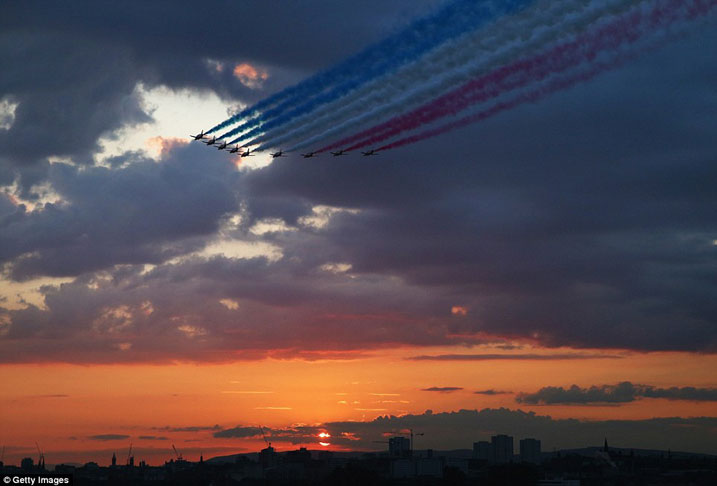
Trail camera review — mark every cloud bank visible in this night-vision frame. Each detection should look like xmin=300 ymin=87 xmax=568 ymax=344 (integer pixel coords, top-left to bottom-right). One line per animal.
xmin=517 ymin=382 xmax=717 ymax=404
xmin=214 ymin=408 xmax=717 ymax=454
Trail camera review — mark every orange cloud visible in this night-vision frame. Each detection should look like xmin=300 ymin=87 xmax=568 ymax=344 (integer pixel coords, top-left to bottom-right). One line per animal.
xmin=451 ymin=306 xmax=468 ymax=316
xmin=145 ymin=136 xmax=187 ymax=157
xmin=233 ymin=63 xmax=268 ymax=88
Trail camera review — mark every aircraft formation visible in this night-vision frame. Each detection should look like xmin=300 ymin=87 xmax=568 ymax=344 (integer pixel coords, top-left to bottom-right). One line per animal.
xmin=192 ymin=0 xmax=713 ymax=160
xmin=190 ymin=130 xmax=381 ymax=158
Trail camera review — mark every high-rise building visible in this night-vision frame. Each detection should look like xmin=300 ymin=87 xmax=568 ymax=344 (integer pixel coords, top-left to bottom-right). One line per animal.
xmin=491 ymin=434 xmax=514 ymax=463
xmin=473 ymin=441 xmax=492 ymax=460
xmin=520 ymin=438 xmax=542 ymax=464
xmin=388 ymin=436 xmax=411 ymax=458
xmin=286 ymin=447 xmax=311 ymax=463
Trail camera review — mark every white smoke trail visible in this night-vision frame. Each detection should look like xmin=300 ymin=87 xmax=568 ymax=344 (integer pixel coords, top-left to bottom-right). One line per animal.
xmin=249 ymin=0 xmax=612 ymax=149
xmin=323 ymin=0 xmax=650 ymax=152
xmin=217 ymin=0 xmax=539 ymax=141
xmin=376 ymin=0 xmax=716 ymax=151
xmin=248 ymin=0 xmax=565 ymax=149
xmin=260 ymin=0 xmax=639 ymax=152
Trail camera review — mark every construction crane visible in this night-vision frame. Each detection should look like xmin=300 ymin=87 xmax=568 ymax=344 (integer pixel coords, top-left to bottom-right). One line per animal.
xmin=35 ymin=442 xmax=45 ymax=470
xmin=410 ymin=428 xmax=425 ymax=455
xmin=377 ymin=429 xmax=425 ymax=456
xmin=172 ymin=444 xmax=183 ymax=461
xmin=126 ymin=443 xmax=133 ymax=466
xmin=259 ymin=426 xmax=271 ymax=448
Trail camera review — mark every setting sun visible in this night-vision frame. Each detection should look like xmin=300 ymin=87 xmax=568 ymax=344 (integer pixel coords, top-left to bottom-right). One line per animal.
xmin=318 ymin=432 xmax=331 ymax=447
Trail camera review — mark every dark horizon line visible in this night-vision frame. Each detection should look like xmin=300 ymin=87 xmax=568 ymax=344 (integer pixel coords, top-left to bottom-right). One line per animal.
xmin=3 ymin=443 xmax=715 ymax=469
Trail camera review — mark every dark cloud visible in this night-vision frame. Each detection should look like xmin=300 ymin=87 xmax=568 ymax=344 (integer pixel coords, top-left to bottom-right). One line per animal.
xmin=0 ymin=143 xmax=239 ymax=280
xmin=0 ymin=30 xmax=149 ymax=165
xmin=154 ymin=425 xmax=222 ymax=433
xmin=407 ymin=353 xmax=624 ymax=361
xmin=517 ymin=382 xmax=717 ymax=405
xmin=474 ymin=390 xmax=511 ymax=395
xmin=2 ymin=1 xmax=442 ymax=73
xmin=88 ymin=434 xmax=130 ymax=441
xmin=518 ymin=382 xmax=638 ymax=405
xmin=641 ymin=386 xmax=717 ymax=401
xmin=215 ymin=408 xmax=717 ymax=455
xmin=137 ymin=436 xmax=168 ymax=441
xmin=0 ymin=254 xmax=466 ymax=363
xmin=421 ymin=387 xmax=463 ymax=393
xmin=213 ymin=426 xmax=263 ymax=439
xmin=214 ymin=425 xmax=328 ymax=446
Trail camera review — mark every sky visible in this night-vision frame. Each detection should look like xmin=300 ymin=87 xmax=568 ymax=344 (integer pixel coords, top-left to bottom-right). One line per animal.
xmin=1 ymin=0 xmax=716 ymax=466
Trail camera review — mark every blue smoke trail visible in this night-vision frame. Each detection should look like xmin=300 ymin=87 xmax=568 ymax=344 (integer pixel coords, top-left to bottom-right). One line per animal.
xmin=216 ymin=0 xmax=537 ymax=141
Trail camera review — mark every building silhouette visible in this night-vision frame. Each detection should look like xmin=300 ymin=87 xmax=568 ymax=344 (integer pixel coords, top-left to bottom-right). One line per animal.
xmin=388 ymin=436 xmax=411 ymax=458
xmin=491 ymin=434 xmax=514 ymax=463
xmin=520 ymin=438 xmax=542 ymax=464
xmin=259 ymin=444 xmax=277 ymax=468
xmin=2 ymin=438 xmax=715 ymax=485
xmin=473 ymin=440 xmax=492 ymax=461
xmin=285 ymin=447 xmax=311 ymax=464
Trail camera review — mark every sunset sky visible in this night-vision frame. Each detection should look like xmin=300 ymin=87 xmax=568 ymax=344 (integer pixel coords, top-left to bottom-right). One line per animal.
xmin=1 ymin=0 xmax=716 ymax=466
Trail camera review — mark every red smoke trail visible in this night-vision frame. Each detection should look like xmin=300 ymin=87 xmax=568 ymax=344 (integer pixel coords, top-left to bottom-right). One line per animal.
xmin=318 ymin=0 xmax=712 ymax=153
xmin=377 ymin=64 xmax=617 ymax=152
xmin=377 ymin=0 xmax=714 ymax=151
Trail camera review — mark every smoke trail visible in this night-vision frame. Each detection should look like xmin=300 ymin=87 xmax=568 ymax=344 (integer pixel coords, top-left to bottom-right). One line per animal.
xmin=207 ymin=1 xmax=491 ymax=136
xmin=254 ymin=0 xmax=570 ymax=149
xmin=218 ymin=0 xmax=538 ymax=143
xmin=342 ymin=6 xmax=650 ymax=151
xmin=206 ymin=2 xmax=476 ymax=137
xmin=377 ymin=0 xmax=715 ymax=152
xmin=318 ymin=0 xmax=709 ymax=153
xmin=277 ymin=0 xmax=639 ymax=152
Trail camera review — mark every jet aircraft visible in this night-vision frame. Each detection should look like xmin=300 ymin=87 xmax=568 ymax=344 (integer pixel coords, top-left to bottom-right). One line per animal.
xmin=361 ymin=149 xmax=379 ymax=156
xmin=216 ymin=141 xmax=228 ymax=150
xmin=202 ymin=136 xmax=217 ymax=146
xmin=301 ymin=151 xmax=319 ymax=158
xmin=190 ymin=130 xmax=206 ymax=140
xmin=228 ymin=145 xmax=241 ymax=153
xmin=331 ymin=150 xmax=348 ymax=156
xmin=240 ymin=148 xmax=255 ymax=157
xmin=271 ymin=150 xmax=287 ymax=158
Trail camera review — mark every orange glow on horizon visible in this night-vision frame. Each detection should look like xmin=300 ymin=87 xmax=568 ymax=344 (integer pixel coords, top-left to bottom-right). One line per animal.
xmin=1 ymin=345 xmax=716 ymax=465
